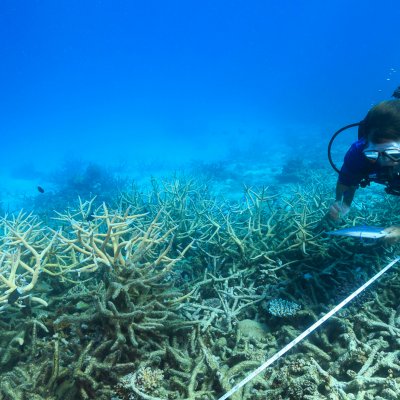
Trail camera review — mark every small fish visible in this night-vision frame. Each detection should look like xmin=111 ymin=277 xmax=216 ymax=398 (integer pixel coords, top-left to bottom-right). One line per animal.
xmin=86 ymin=213 xmax=95 ymax=222
xmin=8 ymin=288 xmax=22 ymax=304
xmin=327 ymin=226 xmax=387 ymax=240
xmin=37 ymin=186 xmax=45 ymax=193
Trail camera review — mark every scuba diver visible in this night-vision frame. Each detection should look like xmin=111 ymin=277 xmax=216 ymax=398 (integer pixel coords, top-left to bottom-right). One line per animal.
xmin=327 ymin=87 xmax=400 ymax=243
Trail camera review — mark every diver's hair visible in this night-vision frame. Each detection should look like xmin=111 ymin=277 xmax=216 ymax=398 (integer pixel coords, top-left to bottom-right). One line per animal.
xmin=364 ymin=99 xmax=400 ymax=143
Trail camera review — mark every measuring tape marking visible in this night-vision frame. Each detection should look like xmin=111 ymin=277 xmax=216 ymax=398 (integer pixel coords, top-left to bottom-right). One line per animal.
xmin=217 ymin=257 xmax=400 ymax=400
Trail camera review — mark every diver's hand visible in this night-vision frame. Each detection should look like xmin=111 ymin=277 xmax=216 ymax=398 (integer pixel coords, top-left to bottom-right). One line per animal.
xmin=382 ymin=226 xmax=400 ymax=244
xmin=328 ymin=201 xmax=350 ymax=221
xmin=314 ymin=210 xmax=338 ymax=234
xmin=314 ymin=201 xmax=349 ymax=235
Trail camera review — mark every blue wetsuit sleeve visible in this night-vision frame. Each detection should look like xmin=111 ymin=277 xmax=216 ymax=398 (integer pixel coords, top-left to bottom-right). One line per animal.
xmin=338 ymin=140 xmax=372 ymax=186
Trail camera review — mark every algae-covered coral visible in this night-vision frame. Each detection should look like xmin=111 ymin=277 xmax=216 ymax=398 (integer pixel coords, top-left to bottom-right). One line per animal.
xmin=1 ymin=175 xmax=400 ymax=399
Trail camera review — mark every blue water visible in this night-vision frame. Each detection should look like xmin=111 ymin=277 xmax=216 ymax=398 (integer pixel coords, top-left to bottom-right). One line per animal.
xmin=1 ymin=0 xmax=400 ymax=198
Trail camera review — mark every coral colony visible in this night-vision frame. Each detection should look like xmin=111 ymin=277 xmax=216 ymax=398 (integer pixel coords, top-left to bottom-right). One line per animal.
xmin=1 ymin=176 xmax=400 ymax=399
xmin=267 ymin=298 xmax=301 ymax=317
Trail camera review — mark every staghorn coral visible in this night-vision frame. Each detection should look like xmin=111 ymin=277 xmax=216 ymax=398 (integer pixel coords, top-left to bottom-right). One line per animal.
xmin=1 ymin=174 xmax=400 ymax=399
xmin=0 ymin=212 xmax=57 ymax=309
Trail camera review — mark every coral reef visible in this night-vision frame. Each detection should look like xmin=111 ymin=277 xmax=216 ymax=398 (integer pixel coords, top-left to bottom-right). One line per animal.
xmin=1 ymin=174 xmax=400 ymax=399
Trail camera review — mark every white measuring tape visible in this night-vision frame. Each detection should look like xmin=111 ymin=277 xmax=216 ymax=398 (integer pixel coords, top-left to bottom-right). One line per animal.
xmin=217 ymin=256 xmax=400 ymax=400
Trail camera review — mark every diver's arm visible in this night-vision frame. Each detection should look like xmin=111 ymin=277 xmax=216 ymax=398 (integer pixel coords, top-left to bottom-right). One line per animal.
xmin=335 ymin=182 xmax=357 ymax=206
xmin=329 ymin=182 xmax=357 ymax=221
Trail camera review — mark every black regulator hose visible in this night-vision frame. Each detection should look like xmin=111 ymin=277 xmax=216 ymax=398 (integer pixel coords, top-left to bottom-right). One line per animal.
xmin=327 ymin=122 xmax=361 ymax=174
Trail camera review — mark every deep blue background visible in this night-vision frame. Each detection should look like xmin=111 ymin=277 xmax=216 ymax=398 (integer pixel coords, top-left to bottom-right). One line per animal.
xmin=1 ymin=0 xmax=400 ymax=173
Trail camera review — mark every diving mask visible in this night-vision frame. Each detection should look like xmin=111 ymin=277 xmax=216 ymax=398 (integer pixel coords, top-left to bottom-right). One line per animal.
xmin=362 ymin=142 xmax=400 ymax=163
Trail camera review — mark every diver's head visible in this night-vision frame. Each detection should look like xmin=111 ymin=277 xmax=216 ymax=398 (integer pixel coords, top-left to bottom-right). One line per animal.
xmin=362 ymin=100 xmax=400 ymax=166
xmin=363 ymin=99 xmax=400 ymax=144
